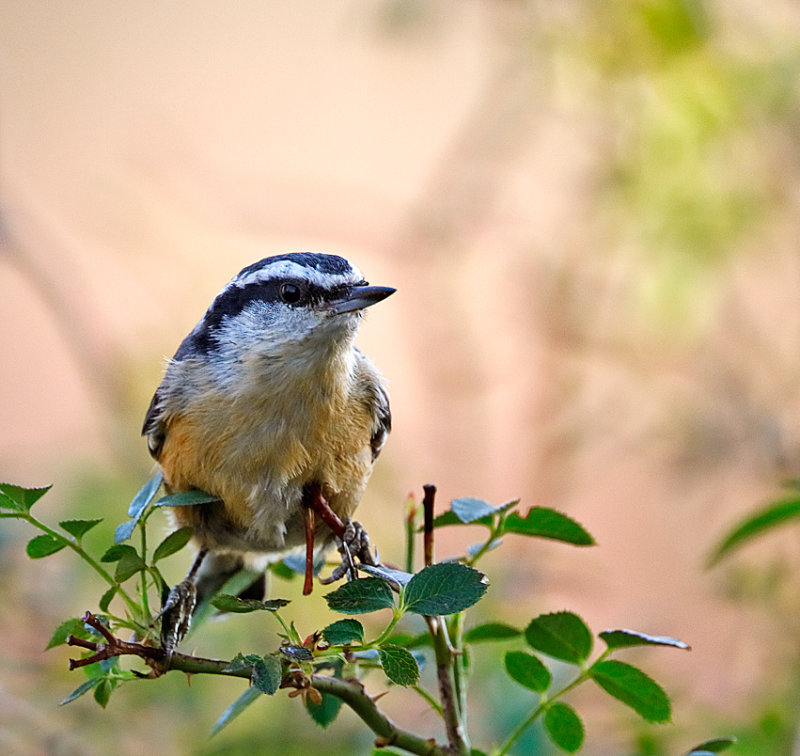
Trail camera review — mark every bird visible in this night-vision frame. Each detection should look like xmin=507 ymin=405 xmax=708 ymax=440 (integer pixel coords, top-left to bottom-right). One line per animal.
xmin=141 ymin=252 xmax=394 ymax=652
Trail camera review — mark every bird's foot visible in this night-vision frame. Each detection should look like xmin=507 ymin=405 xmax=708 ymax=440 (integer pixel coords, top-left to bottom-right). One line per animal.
xmin=319 ymin=520 xmax=379 ymax=585
xmin=157 ymin=579 xmax=197 ymax=662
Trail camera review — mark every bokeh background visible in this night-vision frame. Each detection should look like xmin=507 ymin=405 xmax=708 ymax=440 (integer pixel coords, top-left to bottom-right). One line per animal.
xmin=2 ymin=1 xmax=800 ymax=754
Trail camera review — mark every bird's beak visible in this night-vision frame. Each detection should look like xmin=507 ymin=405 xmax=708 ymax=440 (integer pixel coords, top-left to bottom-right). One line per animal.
xmin=329 ymin=285 xmax=396 ymax=315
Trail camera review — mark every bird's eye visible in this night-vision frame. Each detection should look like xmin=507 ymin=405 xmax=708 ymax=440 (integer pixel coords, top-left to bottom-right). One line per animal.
xmin=279 ymin=283 xmax=302 ymax=304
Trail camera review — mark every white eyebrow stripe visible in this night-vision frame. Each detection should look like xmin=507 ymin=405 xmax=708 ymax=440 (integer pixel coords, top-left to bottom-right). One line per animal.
xmin=228 ymin=260 xmax=363 ymax=291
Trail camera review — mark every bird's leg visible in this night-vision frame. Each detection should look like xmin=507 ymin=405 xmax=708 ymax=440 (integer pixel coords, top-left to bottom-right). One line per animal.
xmin=302 ymin=503 xmax=315 ymax=596
xmin=157 ymin=547 xmax=207 ymax=661
xmin=302 ymin=483 xmax=379 ymax=587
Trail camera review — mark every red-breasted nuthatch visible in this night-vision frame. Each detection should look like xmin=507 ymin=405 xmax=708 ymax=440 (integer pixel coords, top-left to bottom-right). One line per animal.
xmin=142 ymin=252 xmax=394 ymax=647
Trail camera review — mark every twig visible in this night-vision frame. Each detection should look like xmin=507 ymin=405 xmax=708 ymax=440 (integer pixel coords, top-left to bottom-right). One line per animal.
xmin=422 ymin=484 xmax=436 ymax=567
xmin=311 ymin=675 xmax=447 ymax=756
xmin=66 ymin=612 xmax=450 ymax=756
xmin=419 ymin=485 xmax=470 ymax=756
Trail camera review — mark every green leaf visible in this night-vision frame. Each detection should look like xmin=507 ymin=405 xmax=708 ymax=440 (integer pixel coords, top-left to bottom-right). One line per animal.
xmin=322 ymin=619 xmax=365 ymax=646
xmin=708 ymin=497 xmax=800 ymax=565
xmin=544 ymin=702 xmax=585 ymax=753
xmin=155 ymin=490 xmax=221 ymax=507
xmin=451 ymin=497 xmax=499 ymax=523
xmin=590 ymin=660 xmax=671 ymax=723
xmin=152 ymin=527 xmax=193 ymax=562
xmin=59 ymin=678 xmax=99 ymax=706
xmin=223 ymin=653 xmax=262 ymax=673
xmin=128 ymin=473 xmax=163 ymax=518
xmin=211 ymin=685 xmax=263 ymax=736
xmin=211 ymin=594 xmax=290 ymax=613
xmin=114 ymin=551 xmax=147 ymax=582
xmin=306 ymin=688 xmax=343 ymax=728
xmin=324 ymin=578 xmax=395 ymax=615
xmin=98 ymin=586 xmax=117 ymax=613
xmin=504 ymin=650 xmax=551 ymax=692
xmin=525 ymin=612 xmax=593 ymax=664
xmin=379 ymin=644 xmax=420 ymax=686
xmin=269 ymin=560 xmax=298 ymax=580
xmin=599 ymin=629 xmax=690 ymax=651
xmin=101 ymin=544 xmax=138 ymax=563
xmin=26 ymin=534 xmax=67 ymax=559
xmin=431 ymin=510 xmax=478 ymax=528
xmin=93 ymin=678 xmax=115 ymax=708
xmin=46 ymin=618 xmax=88 ymax=650
xmin=464 ymin=622 xmax=522 ymax=644
xmin=0 ymin=483 xmax=51 ymax=512
xmin=251 ymin=656 xmax=282 ymax=695
xmin=683 ymin=738 xmax=737 ymax=755
xmin=59 ymin=519 xmax=103 ymax=540
xmin=403 ymin=562 xmax=488 ymax=616
xmin=502 ymin=507 xmax=595 ymax=546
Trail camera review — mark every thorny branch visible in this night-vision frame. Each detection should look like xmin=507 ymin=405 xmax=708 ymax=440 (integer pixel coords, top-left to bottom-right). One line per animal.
xmin=66 ymin=612 xmax=453 ymax=756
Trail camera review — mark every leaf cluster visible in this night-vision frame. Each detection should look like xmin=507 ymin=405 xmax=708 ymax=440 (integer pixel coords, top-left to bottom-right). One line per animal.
xmin=0 ymin=482 xmax=734 ymax=755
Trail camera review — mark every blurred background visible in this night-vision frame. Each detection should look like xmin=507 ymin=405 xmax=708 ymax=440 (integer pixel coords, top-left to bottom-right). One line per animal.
xmin=2 ymin=1 xmax=800 ymax=754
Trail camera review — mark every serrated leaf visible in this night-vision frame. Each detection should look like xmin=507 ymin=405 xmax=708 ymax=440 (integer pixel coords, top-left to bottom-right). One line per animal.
xmin=503 ymin=507 xmax=595 ymax=546
xmin=403 ymin=562 xmax=488 ymax=616
xmin=26 ymin=534 xmax=67 ymax=559
xmin=211 ymin=685 xmax=263 ymax=736
xmin=379 ymin=644 xmax=420 ymax=686
xmin=464 ymin=622 xmax=521 ymax=643
xmin=59 ymin=519 xmax=103 ymax=540
xmin=600 ymin=629 xmax=690 ymax=651
xmin=324 ymin=577 xmax=395 ymax=615
xmin=0 ymin=483 xmax=51 ymax=512
xmin=211 ymin=594 xmax=290 ymax=613
xmin=46 ymin=618 xmax=87 ymax=650
xmin=280 ymin=645 xmax=314 ymax=662
xmin=451 ymin=497 xmax=498 ymax=523
xmin=98 ymin=585 xmax=117 ymax=613
xmin=115 ymin=550 xmax=147 ymax=582
xmin=504 ymin=650 xmax=551 ymax=692
xmin=525 ymin=612 xmax=593 ymax=664
xmin=708 ymin=497 xmax=800 ymax=565
xmin=322 ymin=619 xmax=365 ymax=646
xmin=683 ymin=738 xmax=737 ymax=755
xmin=155 ymin=490 xmax=221 ymax=507
xmin=252 ymin=656 xmax=282 ymax=695
xmin=590 ymin=660 xmax=671 ymax=723
xmin=544 ymin=702 xmax=584 ymax=753
xmin=152 ymin=527 xmax=193 ymax=562
xmin=306 ymin=688 xmax=343 ymax=727
xmin=223 ymin=653 xmax=262 ymax=673
xmin=59 ymin=678 xmax=99 ymax=706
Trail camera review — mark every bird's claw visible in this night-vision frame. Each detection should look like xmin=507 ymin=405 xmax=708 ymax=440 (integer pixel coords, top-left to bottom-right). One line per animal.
xmin=157 ymin=579 xmax=197 ymax=662
xmin=320 ymin=520 xmax=378 ymax=585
